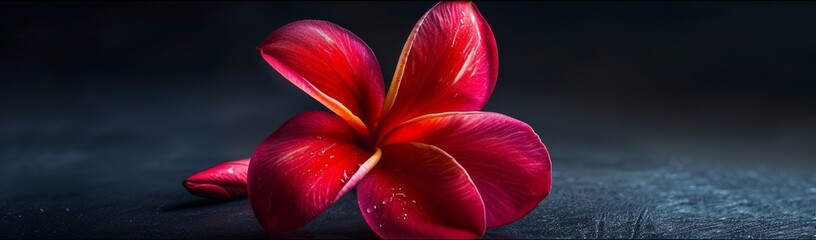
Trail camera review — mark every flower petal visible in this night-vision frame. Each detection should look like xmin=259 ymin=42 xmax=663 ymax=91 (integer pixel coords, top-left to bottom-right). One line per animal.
xmin=183 ymin=158 xmax=250 ymax=200
xmin=382 ymin=112 xmax=551 ymax=228
xmin=380 ymin=1 xmax=498 ymax=133
xmin=248 ymin=111 xmax=381 ymax=232
xmin=258 ymin=20 xmax=385 ymax=137
xmin=357 ymin=142 xmax=486 ymax=238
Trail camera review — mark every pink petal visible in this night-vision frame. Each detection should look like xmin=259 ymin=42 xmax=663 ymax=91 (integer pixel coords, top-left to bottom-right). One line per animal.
xmin=183 ymin=158 xmax=250 ymax=200
xmin=379 ymin=1 xmax=498 ymax=133
xmin=382 ymin=112 xmax=551 ymax=228
xmin=357 ymin=143 xmax=485 ymax=238
xmin=248 ymin=111 xmax=381 ymax=232
xmin=258 ymin=20 xmax=385 ymax=137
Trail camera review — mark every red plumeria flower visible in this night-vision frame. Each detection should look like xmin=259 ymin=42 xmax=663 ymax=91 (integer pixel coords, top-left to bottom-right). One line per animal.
xmin=183 ymin=1 xmax=551 ymax=238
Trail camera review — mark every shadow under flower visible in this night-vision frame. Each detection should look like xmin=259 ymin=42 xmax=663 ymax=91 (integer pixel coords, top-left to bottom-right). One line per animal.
xmin=157 ymin=197 xmax=246 ymax=213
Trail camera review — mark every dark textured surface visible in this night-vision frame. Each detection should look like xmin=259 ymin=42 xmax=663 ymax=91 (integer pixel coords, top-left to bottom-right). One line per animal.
xmin=1 ymin=90 xmax=815 ymax=238
xmin=2 ymin=2 xmax=816 ymax=239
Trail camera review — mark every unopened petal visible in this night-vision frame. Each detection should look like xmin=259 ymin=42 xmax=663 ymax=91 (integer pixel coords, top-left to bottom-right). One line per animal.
xmin=183 ymin=158 xmax=251 ymax=200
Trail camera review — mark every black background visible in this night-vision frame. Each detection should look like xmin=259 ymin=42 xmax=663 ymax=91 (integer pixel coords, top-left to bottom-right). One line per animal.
xmin=2 ymin=2 xmax=814 ymax=238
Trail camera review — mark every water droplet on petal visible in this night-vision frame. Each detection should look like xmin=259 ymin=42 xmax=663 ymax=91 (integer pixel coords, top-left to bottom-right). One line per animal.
xmin=366 ymin=207 xmax=374 ymax=213
xmin=382 ymin=196 xmax=394 ymax=205
xmin=378 ymin=224 xmax=382 ymax=228
xmin=329 ymin=155 xmax=335 ymax=159
xmin=324 ymin=164 xmax=328 ymax=167
xmin=319 ymin=143 xmax=337 ymax=156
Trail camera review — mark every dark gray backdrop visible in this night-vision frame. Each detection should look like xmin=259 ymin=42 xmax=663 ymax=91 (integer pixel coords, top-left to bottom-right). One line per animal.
xmin=2 ymin=2 xmax=814 ymax=239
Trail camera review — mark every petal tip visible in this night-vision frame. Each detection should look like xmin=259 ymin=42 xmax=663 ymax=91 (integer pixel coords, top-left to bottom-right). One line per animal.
xmin=182 ymin=158 xmax=251 ymax=200
xmin=182 ymin=179 xmax=232 ymax=200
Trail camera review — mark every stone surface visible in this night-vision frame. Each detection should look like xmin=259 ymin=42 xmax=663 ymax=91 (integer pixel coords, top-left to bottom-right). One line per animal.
xmin=1 ymin=81 xmax=814 ymax=239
